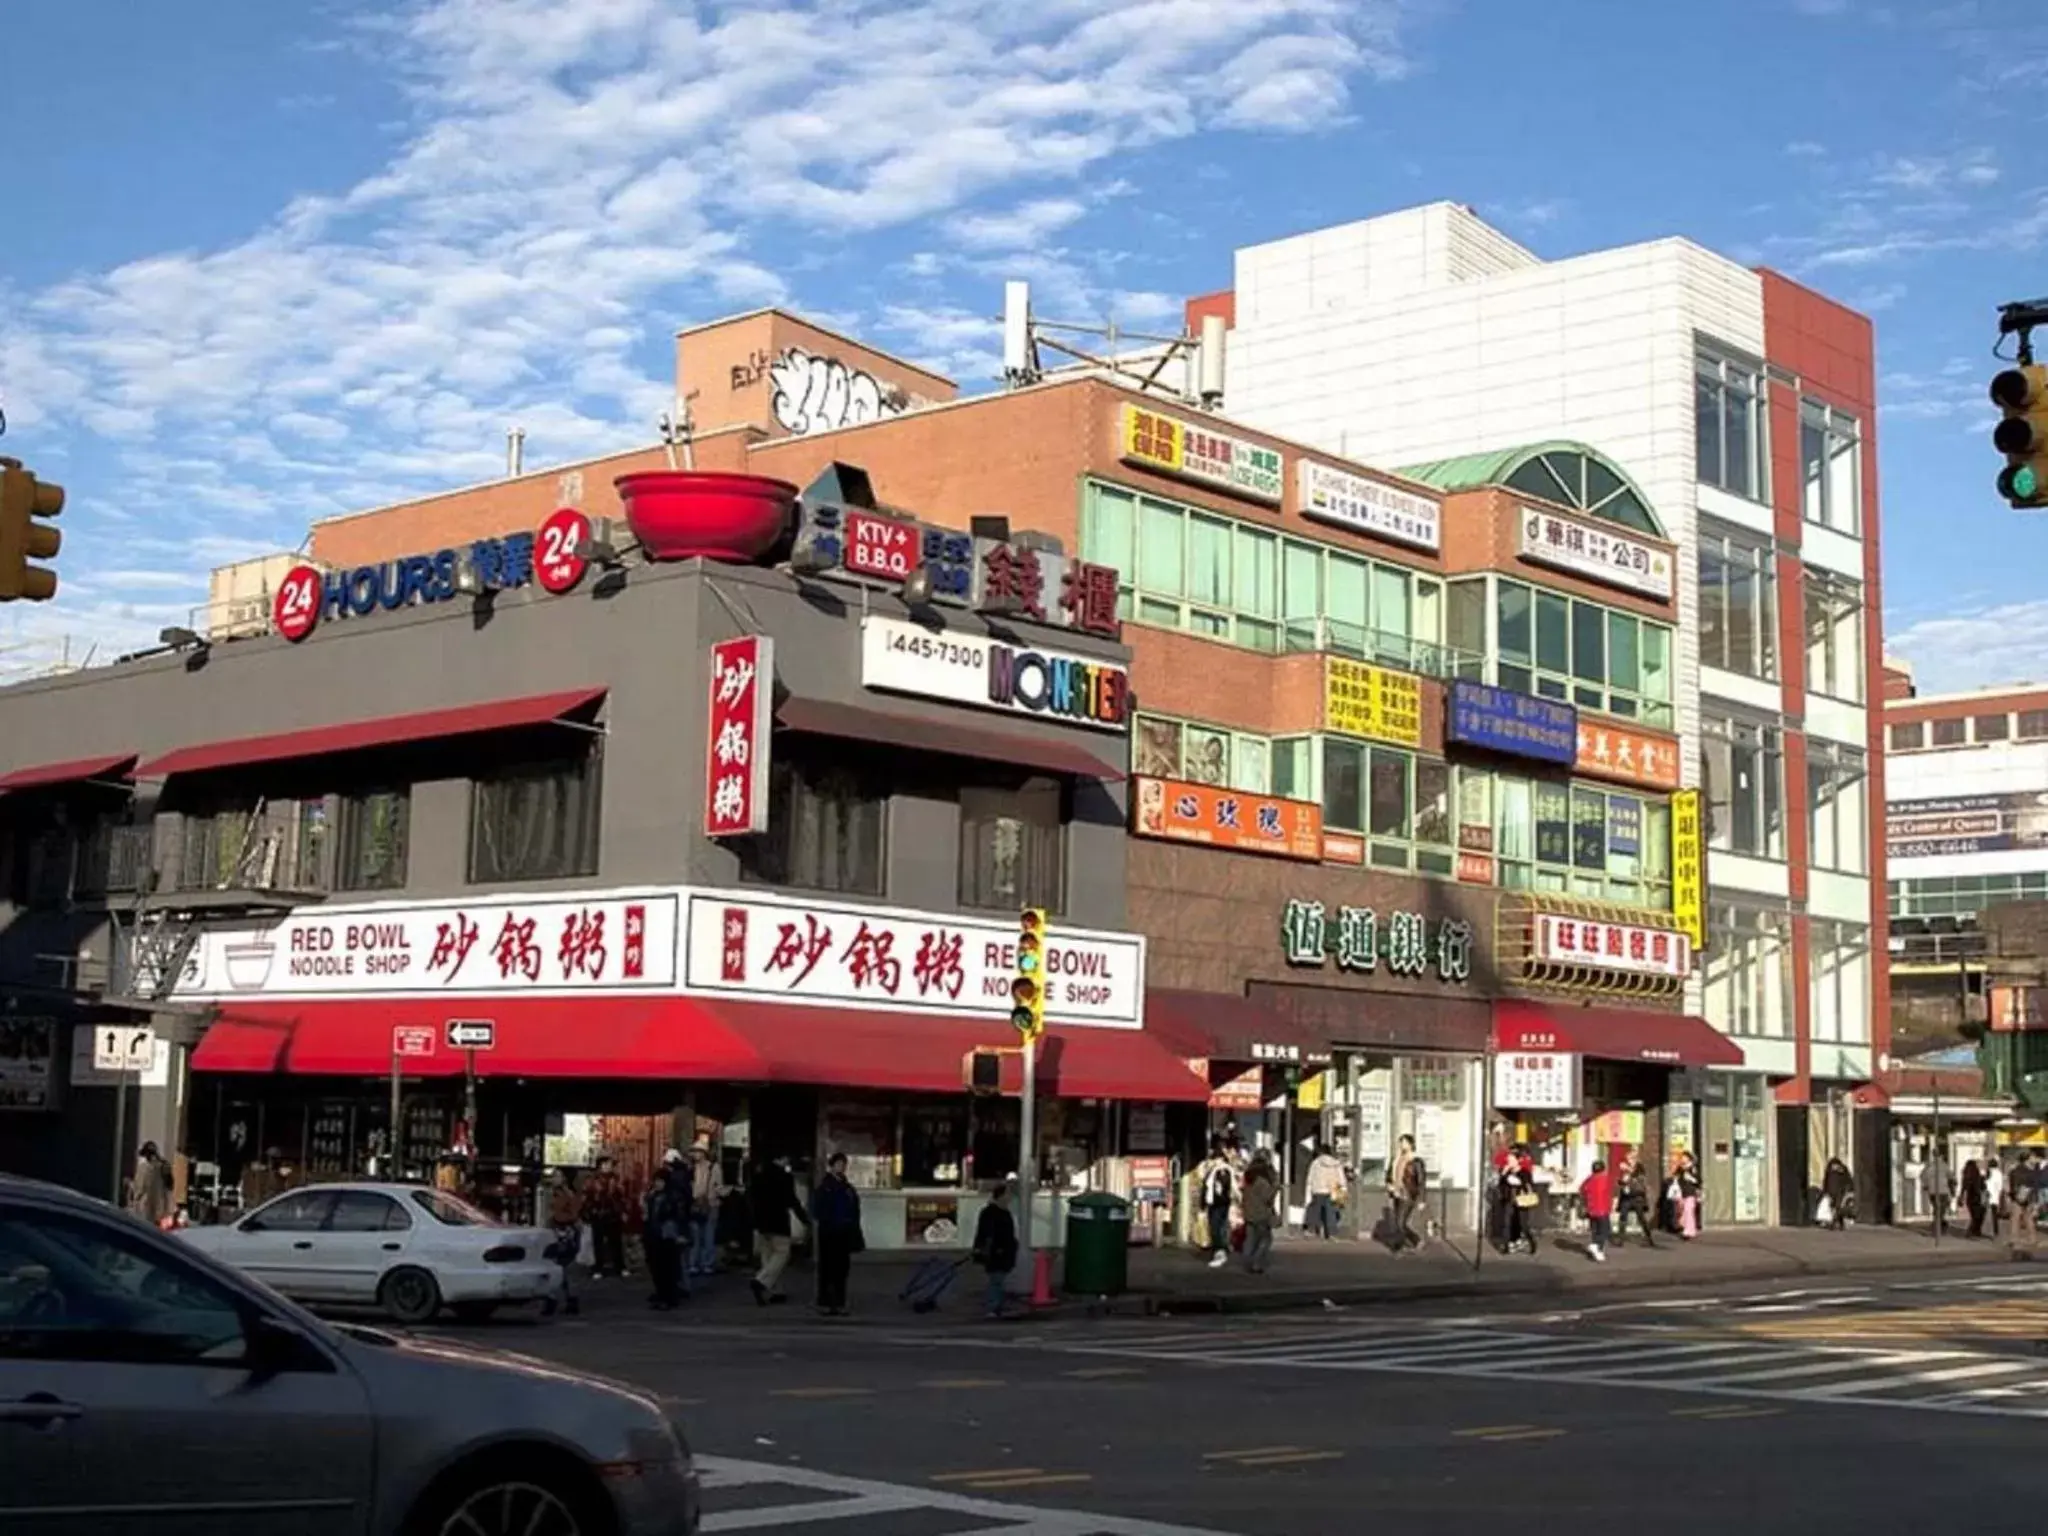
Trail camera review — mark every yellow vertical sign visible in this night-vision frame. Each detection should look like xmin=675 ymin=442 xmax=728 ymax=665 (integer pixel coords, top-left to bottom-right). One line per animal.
xmin=1671 ymin=787 xmax=1706 ymax=950
xmin=1323 ymin=658 xmax=1423 ymax=746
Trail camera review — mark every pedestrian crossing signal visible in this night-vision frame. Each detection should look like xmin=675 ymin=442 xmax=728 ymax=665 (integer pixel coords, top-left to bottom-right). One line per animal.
xmin=1012 ymin=907 xmax=1047 ymax=1038
xmin=966 ymin=1049 xmax=1002 ymax=1094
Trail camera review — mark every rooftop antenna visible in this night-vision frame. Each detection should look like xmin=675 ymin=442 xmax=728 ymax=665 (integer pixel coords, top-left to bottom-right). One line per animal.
xmin=505 ymin=426 xmax=526 ymax=478
xmin=658 ymin=393 xmax=696 ymax=471
xmin=1000 ymin=278 xmax=1220 ymax=405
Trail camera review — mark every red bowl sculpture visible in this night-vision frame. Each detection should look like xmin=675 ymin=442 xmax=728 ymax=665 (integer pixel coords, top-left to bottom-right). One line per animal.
xmin=615 ymin=470 xmax=799 ymax=563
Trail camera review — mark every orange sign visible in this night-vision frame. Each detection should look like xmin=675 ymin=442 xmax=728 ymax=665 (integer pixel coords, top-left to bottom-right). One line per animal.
xmin=1574 ymin=720 xmax=1681 ymax=791
xmin=1320 ymin=831 xmax=1364 ymax=865
xmin=1133 ymin=777 xmax=1322 ymax=861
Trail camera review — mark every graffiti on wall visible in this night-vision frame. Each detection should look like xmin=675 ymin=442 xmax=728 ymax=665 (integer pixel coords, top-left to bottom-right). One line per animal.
xmin=769 ymin=348 xmax=910 ymax=437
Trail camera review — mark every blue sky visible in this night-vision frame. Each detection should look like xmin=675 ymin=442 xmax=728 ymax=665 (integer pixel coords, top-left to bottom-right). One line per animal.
xmin=2 ymin=0 xmax=2045 ymax=691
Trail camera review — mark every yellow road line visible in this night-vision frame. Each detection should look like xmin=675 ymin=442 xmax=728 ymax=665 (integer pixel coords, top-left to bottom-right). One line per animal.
xmin=1671 ymin=1404 xmax=1781 ymax=1420
xmin=921 ymin=1378 xmax=1006 ymax=1389
xmin=1065 ymin=1365 xmax=1146 ymax=1379
xmin=768 ymin=1386 xmax=875 ymax=1399
xmin=1454 ymin=1425 xmax=1535 ymax=1437
xmin=954 ymin=1472 xmax=1095 ymax=1490
xmin=1232 ymin=1450 xmax=1346 ymax=1467
xmin=930 ymin=1468 xmax=1043 ymax=1483
xmin=1204 ymin=1446 xmax=1305 ymax=1461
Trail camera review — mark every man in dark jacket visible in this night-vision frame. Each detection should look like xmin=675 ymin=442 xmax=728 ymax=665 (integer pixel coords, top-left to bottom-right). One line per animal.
xmin=643 ymin=1150 xmax=689 ymax=1310
xmin=749 ymin=1155 xmax=811 ymax=1306
xmin=809 ymin=1152 xmax=863 ymax=1317
xmin=973 ymin=1179 xmax=1020 ymax=1319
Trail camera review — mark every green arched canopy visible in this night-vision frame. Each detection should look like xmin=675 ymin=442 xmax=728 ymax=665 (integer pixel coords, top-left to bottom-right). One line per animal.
xmin=1398 ymin=440 xmax=1665 ymax=539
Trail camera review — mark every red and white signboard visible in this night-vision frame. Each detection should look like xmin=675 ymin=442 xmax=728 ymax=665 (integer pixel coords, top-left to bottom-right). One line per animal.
xmin=1492 ymin=1051 xmax=1581 ymax=1110
xmin=273 ymin=565 xmax=323 ymax=643
xmin=535 ymin=507 xmax=592 ymax=594
xmin=1208 ymin=1065 xmax=1266 ymax=1111
xmin=163 ymin=890 xmax=682 ymax=1001
xmin=843 ymin=510 xmax=919 ymax=581
xmin=705 ymin=635 xmax=774 ymax=838
xmin=682 ymin=889 xmax=1145 ymax=1028
xmin=1531 ymin=913 xmax=1692 ymax=979
xmin=392 ymin=1025 xmax=437 ymax=1059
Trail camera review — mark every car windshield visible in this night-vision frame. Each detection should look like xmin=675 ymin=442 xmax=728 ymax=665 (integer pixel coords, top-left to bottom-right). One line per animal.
xmin=408 ymin=1189 xmax=501 ymax=1227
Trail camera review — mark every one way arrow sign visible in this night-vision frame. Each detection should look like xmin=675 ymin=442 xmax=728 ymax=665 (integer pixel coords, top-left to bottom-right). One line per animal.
xmin=446 ymin=1019 xmax=495 ymax=1051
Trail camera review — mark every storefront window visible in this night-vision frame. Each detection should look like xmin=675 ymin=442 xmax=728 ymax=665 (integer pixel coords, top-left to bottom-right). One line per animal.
xmin=959 ymin=778 xmax=1064 ymax=913
xmin=820 ymin=1100 xmax=899 ymax=1190
xmin=336 ymin=789 xmax=408 ymax=892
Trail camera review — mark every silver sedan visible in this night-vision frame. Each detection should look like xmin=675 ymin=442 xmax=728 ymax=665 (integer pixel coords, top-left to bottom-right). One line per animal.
xmin=0 ymin=1174 xmax=699 ymax=1535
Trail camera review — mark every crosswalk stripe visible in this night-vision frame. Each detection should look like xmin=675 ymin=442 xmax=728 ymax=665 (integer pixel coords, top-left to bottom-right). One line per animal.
xmin=1570 ymin=1345 xmax=1804 ymax=1377
xmin=702 ymin=1494 xmax=926 ymax=1530
xmin=1698 ymin=1354 xmax=1946 ymax=1388
xmin=1800 ymin=1359 xmax=2036 ymax=1398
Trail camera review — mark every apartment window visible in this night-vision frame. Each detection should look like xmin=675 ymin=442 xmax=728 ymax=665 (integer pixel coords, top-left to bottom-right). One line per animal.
xmin=960 ymin=779 xmax=1065 ymax=913
xmin=1697 ymin=350 xmax=1768 ymax=502
xmin=1080 ymin=480 xmax=1462 ymax=677
xmin=1804 ymin=570 xmax=1865 ymax=704
xmin=1810 ymin=920 xmax=1871 ymax=1045
xmin=1703 ymin=905 xmax=1793 ymax=1039
xmin=1931 ymin=717 xmax=1966 ymax=747
xmin=1133 ymin=713 xmax=1274 ymax=794
xmin=1703 ymin=714 xmax=1784 ymax=858
xmin=1894 ymin=872 xmax=2048 ymax=920
xmin=1888 ymin=721 xmax=1925 ymax=752
xmin=1800 ymin=400 xmax=1861 ymax=536
xmin=180 ymin=798 xmax=327 ymax=892
xmin=2021 ymin=710 xmax=2048 ymax=740
xmin=1807 ymin=742 xmax=1867 ymax=875
xmin=335 ymin=790 xmax=408 ymax=892
xmin=469 ymin=751 xmax=602 ymax=884
xmin=1272 ymin=737 xmax=1312 ymax=801
xmin=1698 ymin=527 xmax=1777 ymax=680
xmin=1320 ymin=741 xmax=1453 ymax=874
xmin=1496 ymin=577 xmax=1674 ymax=727
xmin=741 ymin=753 xmax=883 ymax=896
xmin=1975 ymin=713 xmax=2012 ymax=743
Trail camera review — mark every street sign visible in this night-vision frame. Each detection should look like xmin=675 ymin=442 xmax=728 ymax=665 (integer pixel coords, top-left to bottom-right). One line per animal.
xmin=93 ymin=1024 xmax=156 ymax=1073
xmin=446 ymin=1019 xmax=495 ymax=1051
xmin=392 ymin=1025 xmax=437 ymax=1059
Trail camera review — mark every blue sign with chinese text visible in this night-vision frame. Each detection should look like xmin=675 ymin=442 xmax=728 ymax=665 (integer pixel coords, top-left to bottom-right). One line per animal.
xmin=1446 ymin=680 xmax=1577 ymax=765
xmin=1606 ymin=795 xmax=1642 ymax=855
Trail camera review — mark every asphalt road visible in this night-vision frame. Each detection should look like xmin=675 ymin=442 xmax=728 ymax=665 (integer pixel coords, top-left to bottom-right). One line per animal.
xmin=426 ymin=1260 xmax=2048 ymax=1536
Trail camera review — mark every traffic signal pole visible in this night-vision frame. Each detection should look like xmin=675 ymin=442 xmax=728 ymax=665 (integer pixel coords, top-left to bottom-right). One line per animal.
xmin=1017 ymin=1031 xmax=1039 ymax=1262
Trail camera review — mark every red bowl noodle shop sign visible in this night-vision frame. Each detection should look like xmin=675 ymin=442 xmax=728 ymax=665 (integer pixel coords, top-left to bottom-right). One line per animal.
xmin=271 ymin=507 xmax=593 ymax=643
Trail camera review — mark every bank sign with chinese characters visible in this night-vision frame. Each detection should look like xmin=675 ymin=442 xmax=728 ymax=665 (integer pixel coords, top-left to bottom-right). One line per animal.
xmin=272 ymin=508 xmax=591 ymax=643
xmin=680 ymin=890 xmax=1144 ymax=1028
xmin=1280 ymin=899 xmax=1476 ymax=984
xmin=1120 ymin=404 xmax=1282 ymax=505
xmin=860 ymin=615 xmax=1129 ymax=732
xmin=1516 ymin=506 xmax=1674 ymax=602
xmin=163 ymin=890 xmax=683 ymax=1000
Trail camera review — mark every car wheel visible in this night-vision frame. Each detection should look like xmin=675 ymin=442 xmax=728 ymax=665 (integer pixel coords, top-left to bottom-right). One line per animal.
xmin=450 ymin=1300 xmax=499 ymax=1325
xmin=410 ymin=1462 xmax=607 ymax=1536
xmin=378 ymin=1265 xmax=443 ymax=1325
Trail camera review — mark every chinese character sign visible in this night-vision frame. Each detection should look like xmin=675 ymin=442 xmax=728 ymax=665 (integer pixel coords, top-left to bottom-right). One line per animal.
xmin=1447 ymin=680 xmax=1577 ymax=765
xmin=683 ymin=890 xmax=1145 ymax=1027
xmin=705 ymin=635 xmax=774 ymax=838
xmin=1671 ymin=788 xmax=1706 ymax=950
xmin=1323 ymin=659 xmax=1423 ymax=747
xmin=166 ymin=892 xmax=683 ymax=999
xmin=1515 ymin=506 xmax=1675 ymax=600
xmin=1119 ymin=404 xmax=1282 ymax=505
xmin=1281 ymin=900 xmax=1475 ymax=983
xmin=1132 ymin=777 xmax=1322 ymax=861
xmin=1574 ymin=720 xmax=1682 ymax=791
xmin=1530 ymin=913 xmax=1692 ymax=980
xmin=1297 ymin=461 xmax=1442 ymax=552
xmin=1492 ymin=1051 xmax=1580 ymax=1111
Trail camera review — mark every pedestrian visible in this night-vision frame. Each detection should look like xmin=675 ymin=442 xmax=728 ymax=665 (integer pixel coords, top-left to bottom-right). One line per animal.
xmin=583 ymin=1156 xmax=629 ymax=1278
xmin=1820 ymin=1155 xmax=1851 ymax=1232
xmin=1303 ymin=1142 xmax=1346 ymax=1239
xmin=1961 ymin=1157 xmax=1988 ymax=1240
xmin=543 ymin=1169 xmax=583 ymax=1317
xmin=749 ymin=1154 xmax=811 ymax=1306
xmin=2011 ymin=1151 xmax=2041 ymax=1253
xmin=1922 ymin=1143 xmax=1953 ymax=1236
xmin=809 ymin=1152 xmax=864 ymax=1317
xmin=1581 ymin=1157 xmax=1614 ymax=1263
xmin=1387 ymin=1134 xmax=1425 ymax=1253
xmin=127 ymin=1141 xmax=172 ymax=1228
xmin=1196 ymin=1138 xmax=1237 ymax=1269
xmin=1617 ymin=1151 xmax=1656 ymax=1248
xmin=688 ymin=1142 xmax=722 ymax=1277
xmin=1500 ymin=1143 xmax=1540 ymax=1255
xmin=1672 ymin=1151 xmax=1703 ymax=1240
xmin=973 ymin=1179 xmax=1021 ymax=1319
xmin=1987 ymin=1158 xmax=2007 ymax=1238
xmin=643 ymin=1150 xmax=689 ymax=1310
xmin=1240 ymin=1154 xmax=1279 ymax=1274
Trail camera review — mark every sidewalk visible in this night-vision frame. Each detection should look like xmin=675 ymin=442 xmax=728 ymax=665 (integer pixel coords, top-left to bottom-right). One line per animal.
xmin=555 ymin=1222 xmax=2028 ymax=1323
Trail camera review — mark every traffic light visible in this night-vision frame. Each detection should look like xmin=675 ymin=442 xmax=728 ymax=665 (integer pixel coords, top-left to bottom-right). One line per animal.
xmin=1011 ymin=907 xmax=1047 ymax=1039
xmin=0 ymin=457 xmax=64 ymax=601
xmin=966 ymin=1049 xmax=1002 ymax=1095
xmin=1991 ymin=365 xmax=2048 ymax=509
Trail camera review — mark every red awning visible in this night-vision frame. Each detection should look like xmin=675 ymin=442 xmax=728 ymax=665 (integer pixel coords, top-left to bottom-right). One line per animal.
xmin=192 ymin=995 xmax=1210 ymax=1103
xmin=136 ymin=688 xmax=606 ymax=778
xmin=776 ymin=697 xmax=1123 ymax=781
xmin=1146 ymin=990 xmax=1323 ymax=1064
xmin=1491 ymin=1000 xmax=1744 ymax=1068
xmin=0 ymin=753 xmax=137 ymax=794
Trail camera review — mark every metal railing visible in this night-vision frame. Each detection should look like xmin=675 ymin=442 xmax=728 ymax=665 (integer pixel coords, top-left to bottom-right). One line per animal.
xmin=1281 ymin=617 xmax=1486 ymax=682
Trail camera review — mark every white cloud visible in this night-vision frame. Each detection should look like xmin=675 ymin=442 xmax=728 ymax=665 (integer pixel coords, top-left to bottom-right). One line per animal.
xmin=1 ymin=0 xmax=1421 ymax=671
xmin=1890 ymin=598 xmax=2048 ymax=693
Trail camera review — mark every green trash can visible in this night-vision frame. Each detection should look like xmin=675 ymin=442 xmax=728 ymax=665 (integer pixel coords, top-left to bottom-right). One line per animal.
xmin=1063 ymin=1191 xmax=1132 ymax=1296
